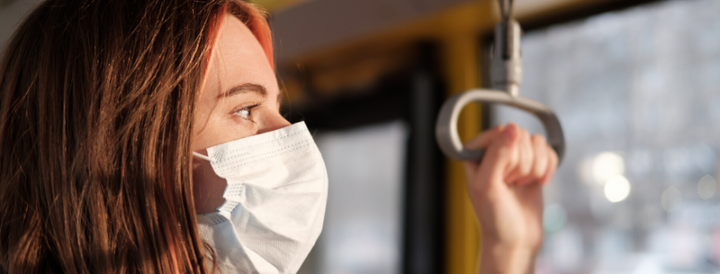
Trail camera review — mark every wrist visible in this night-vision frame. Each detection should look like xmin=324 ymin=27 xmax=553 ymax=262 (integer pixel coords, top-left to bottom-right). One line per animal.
xmin=478 ymin=240 xmax=538 ymax=274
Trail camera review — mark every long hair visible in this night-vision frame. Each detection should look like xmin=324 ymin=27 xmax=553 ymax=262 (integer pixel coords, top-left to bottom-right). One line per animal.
xmin=0 ymin=0 xmax=273 ymax=273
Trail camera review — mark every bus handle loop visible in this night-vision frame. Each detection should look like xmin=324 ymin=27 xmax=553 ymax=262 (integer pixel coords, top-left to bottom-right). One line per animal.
xmin=435 ymin=89 xmax=565 ymax=164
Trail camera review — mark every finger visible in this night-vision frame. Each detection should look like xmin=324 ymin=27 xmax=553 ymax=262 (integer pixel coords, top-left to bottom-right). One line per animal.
xmin=472 ymin=123 xmax=519 ymax=193
xmin=463 ymin=125 xmax=507 ymax=178
xmin=524 ymin=134 xmax=549 ymax=185
xmin=517 ymin=129 xmax=535 ymax=185
xmin=464 ymin=125 xmax=506 ymax=150
xmin=506 ymin=127 xmax=533 ymax=185
xmin=540 ymin=144 xmax=559 ymax=185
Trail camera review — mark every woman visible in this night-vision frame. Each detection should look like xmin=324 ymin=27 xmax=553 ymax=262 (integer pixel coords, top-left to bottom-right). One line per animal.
xmin=0 ymin=0 xmax=557 ymax=273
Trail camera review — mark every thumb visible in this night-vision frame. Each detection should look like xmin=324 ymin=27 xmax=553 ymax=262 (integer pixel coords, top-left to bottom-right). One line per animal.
xmin=474 ymin=123 xmax=520 ymax=191
xmin=462 ymin=125 xmax=506 ymax=181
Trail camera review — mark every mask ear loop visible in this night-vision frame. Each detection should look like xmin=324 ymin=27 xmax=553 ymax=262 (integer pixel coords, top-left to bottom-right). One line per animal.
xmin=193 ymin=152 xmax=217 ymax=163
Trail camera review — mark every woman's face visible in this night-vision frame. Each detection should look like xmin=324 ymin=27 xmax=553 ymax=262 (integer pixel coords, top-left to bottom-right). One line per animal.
xmin=191 ymin=13 xmax=289 ymax=213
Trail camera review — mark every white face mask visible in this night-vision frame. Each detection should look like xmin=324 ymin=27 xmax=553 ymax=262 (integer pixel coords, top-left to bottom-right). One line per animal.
xmin=193 ymin=122 xmax=328 ymax=274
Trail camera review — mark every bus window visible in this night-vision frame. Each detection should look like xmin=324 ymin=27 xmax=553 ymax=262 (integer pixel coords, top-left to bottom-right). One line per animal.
xmin=493 ymin=0 xmax=720 ymax=273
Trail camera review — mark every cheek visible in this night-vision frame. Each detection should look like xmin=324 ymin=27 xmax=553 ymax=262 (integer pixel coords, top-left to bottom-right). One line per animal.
xmin=191 ymin=157 xmax=228 ymax=214
xmin=192 ymin=114 xmax=258 ymax=151
xmin=191 ymin=105 xmax=218 ymax=151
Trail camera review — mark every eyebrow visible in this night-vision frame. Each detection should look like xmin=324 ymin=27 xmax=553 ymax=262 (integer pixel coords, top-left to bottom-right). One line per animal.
xmin=219 ymin=82 xmax=284 ymax=108
xmin=219 ymin=83 xmax=268 ymax=98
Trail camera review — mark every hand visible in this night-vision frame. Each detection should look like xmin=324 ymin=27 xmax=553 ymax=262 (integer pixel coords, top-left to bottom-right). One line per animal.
xmin=463 ymin=123 xmax=558 ymax=274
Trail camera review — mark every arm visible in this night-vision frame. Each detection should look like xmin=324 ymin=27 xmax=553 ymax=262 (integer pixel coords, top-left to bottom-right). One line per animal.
xmin=463 ymin=123 xmax=558 ymax=274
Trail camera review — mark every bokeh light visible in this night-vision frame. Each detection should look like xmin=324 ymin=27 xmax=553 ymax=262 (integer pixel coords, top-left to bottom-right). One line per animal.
xmin=661 ymin=186 xmax=682 ymax=212
xmin=697 ymin=175 xmax=717 ymax=200
xmin=593 ymin=152 xmax=625 ymax=185
xmin=604 ymin=175 xmax=631 ymax=203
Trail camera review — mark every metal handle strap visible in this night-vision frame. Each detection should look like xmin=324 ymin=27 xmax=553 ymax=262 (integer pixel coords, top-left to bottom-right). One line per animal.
xmin=497 ymin=0 xmax=514 ymax=21
xmin=435 ymin=89 xmax=565 ymax=163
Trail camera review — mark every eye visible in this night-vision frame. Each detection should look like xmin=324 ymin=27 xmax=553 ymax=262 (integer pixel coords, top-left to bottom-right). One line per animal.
xmin=234 ymin=107 xmax=253 ymax=120
xmin=232 ymin=102 xmax=262 ymax=122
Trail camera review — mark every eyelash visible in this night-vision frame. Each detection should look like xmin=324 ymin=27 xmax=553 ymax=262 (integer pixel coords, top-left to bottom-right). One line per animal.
xmin=232 ymin=102 xmax=263 ymax=122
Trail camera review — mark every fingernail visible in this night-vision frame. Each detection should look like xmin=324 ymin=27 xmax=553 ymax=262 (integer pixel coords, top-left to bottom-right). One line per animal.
xmin=503 ymin=124 xmax=517 ymax=141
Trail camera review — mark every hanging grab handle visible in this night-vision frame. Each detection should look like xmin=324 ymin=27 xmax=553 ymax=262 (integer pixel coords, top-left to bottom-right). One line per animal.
xmin=435 ymin=1 xmax=565 ymax=163
xmin=434 ymin=3 xmax=565 ymax=163
xmin=435 ymin=89 xmax=565 ymax=163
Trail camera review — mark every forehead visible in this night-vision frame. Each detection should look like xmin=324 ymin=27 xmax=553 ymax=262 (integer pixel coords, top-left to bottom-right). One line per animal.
xmin=202 ymin=13 xmax=276 ymax=96
xmin=216 ymin=14 xmax=263 ymax=59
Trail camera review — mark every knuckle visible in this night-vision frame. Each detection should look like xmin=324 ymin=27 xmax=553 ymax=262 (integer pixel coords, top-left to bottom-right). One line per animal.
xmin=534 ymin=161 xmax=546 ymax=177
xmin=520 ymin=166 xmax=532 ymax=176
xmin=487 ymin=141 xmax=512 ymax=161
xmin=534 ymin=168 xmax=545 ymax=178
xmin=520 ymin=159 xmax=532 ymax=175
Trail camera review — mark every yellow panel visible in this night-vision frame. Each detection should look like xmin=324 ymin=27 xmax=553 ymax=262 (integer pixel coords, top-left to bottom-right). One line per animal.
xmin=440 ymin=31 xmax=482 ymax=274
xmin=433 ymin=3 xmax=496 ymax=274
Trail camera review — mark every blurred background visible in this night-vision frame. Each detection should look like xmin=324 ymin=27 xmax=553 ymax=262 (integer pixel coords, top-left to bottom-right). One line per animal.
xmin=2 ymin=0 xmax=719 ymax=273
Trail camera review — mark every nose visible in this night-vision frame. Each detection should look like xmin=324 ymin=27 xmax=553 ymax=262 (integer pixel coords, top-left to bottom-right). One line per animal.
xmin=257 ymin=110 xmax=291 ymax=134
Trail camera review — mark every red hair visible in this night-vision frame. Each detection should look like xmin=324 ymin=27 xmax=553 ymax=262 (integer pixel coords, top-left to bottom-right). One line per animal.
xmin=208 ymin=2 xmax=274 ymax=70
xmin=0 ymin=1 xmax=274 ymax=273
